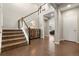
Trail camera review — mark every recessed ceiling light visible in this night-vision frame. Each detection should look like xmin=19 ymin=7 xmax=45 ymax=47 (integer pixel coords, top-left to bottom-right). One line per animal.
xmin=51 ymin=14 xmax=53 ymax=16
xmin=67 ymin=5 xmax=71 ymax=7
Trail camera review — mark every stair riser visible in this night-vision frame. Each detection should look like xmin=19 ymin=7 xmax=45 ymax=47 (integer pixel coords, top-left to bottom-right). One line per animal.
xmin=3 ymin=32 xmax=23 ymax=35
xmin=2 ymin=39 xmax=26 ymax=45
xmin=2 ymin=35 xmax=25 ymax=39
xmin=2 ymin=29 xmax=27 ymax=53
xmin=1 ymin=42 xmax=27 ymax=52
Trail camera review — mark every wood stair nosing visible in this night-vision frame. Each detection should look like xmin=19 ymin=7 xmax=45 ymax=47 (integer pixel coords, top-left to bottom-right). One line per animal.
xmin=2 ymin=34 xmax=24 ymax=38
xmin=3 ymin=29 xmax=22 ymax=31
xmin=1 ymin=41 xmax=27 ymax=52
xmin=2 ymin=37 xmax=26 ymax=45
xmin=3 ymin=31 xmax=23 ymax=35
xmin=2 ymin=40 xmax=27 ymax=48
xmin=2 ymin=39 xmax=26 ymax=45
xmin=2 ymin=37 xmax=26 ymax=42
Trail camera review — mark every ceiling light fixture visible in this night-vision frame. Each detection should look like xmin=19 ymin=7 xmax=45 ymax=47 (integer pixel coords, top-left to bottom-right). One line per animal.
xmin=51 ymin=14 xmax=53 ymax=16
xmin=67 ymin=4 xmax=71 ymax=7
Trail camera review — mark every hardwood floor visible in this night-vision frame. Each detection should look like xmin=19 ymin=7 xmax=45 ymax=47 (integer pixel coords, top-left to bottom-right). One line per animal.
xmin=1 ymin=35 xmax=79 ymax=56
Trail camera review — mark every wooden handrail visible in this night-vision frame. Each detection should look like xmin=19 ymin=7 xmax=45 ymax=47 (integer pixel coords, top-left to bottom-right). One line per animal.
xmin=22 ymin=19 xmax=29 ymax=30
xmin=23 ymin=10 xmax=38 ymax=19
xmin=23 ymin=3 xmax=46 ymax=19
xmin=18 ymin=17 xmax=29 ymax=31
xmin=18 ymin=17 xmax=30 ymax=44
xmin=18 ymin=3 xmax=46 ymax=34
xmin=18 ymin=3 xmax=46 ymax=45
xmin=18 ymin=3 xmax=46 ymax=29
xmin=19 ymin=3 xmax=46 ymax=20
xmin=18 ymin=19 xmax=22 ymax=29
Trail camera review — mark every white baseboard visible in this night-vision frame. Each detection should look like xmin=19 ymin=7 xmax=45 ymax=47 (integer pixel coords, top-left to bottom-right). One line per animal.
xmin=76 ymin=41 xmax=79 ymax=43
xmin=62 ymin=39 xmax=79 ymax=43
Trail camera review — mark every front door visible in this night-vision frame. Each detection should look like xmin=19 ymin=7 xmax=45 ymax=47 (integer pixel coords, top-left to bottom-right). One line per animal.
xmin=62 ymin=8 xmax=78 ymax=42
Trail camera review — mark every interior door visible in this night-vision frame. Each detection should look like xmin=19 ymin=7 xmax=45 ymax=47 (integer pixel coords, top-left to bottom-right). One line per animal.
xmin=62 ymin=8 xmax=78 ymax=42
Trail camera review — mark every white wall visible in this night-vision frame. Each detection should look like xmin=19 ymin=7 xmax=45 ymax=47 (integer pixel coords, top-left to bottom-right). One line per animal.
xmin=39 ymin=13 xmax=44 ymax=38
xmin=57 ymin=9 xmax=63 ymax=41
xmin=0 ymin=3 xmax=3 ymax=53
xmin=44 ymin=20 xmax=49 ymax=36
xmin=3 ymin=3 xmax=39 ymax=29
xmin=77 ymin=8 xmax=79 ymax=43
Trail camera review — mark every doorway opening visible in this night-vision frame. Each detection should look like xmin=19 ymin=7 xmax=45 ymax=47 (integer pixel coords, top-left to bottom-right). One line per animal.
xmin=43 ymin=11 xmax=55 ymax=41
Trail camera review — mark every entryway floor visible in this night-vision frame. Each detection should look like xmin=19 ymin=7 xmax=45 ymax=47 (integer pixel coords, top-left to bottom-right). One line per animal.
xmin=1 ymin=35 xmax=79 ymax=56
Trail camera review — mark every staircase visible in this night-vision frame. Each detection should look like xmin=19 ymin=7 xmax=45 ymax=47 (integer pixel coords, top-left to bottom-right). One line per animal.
xmin=2 ymin=29 xmax=27 ymax=52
